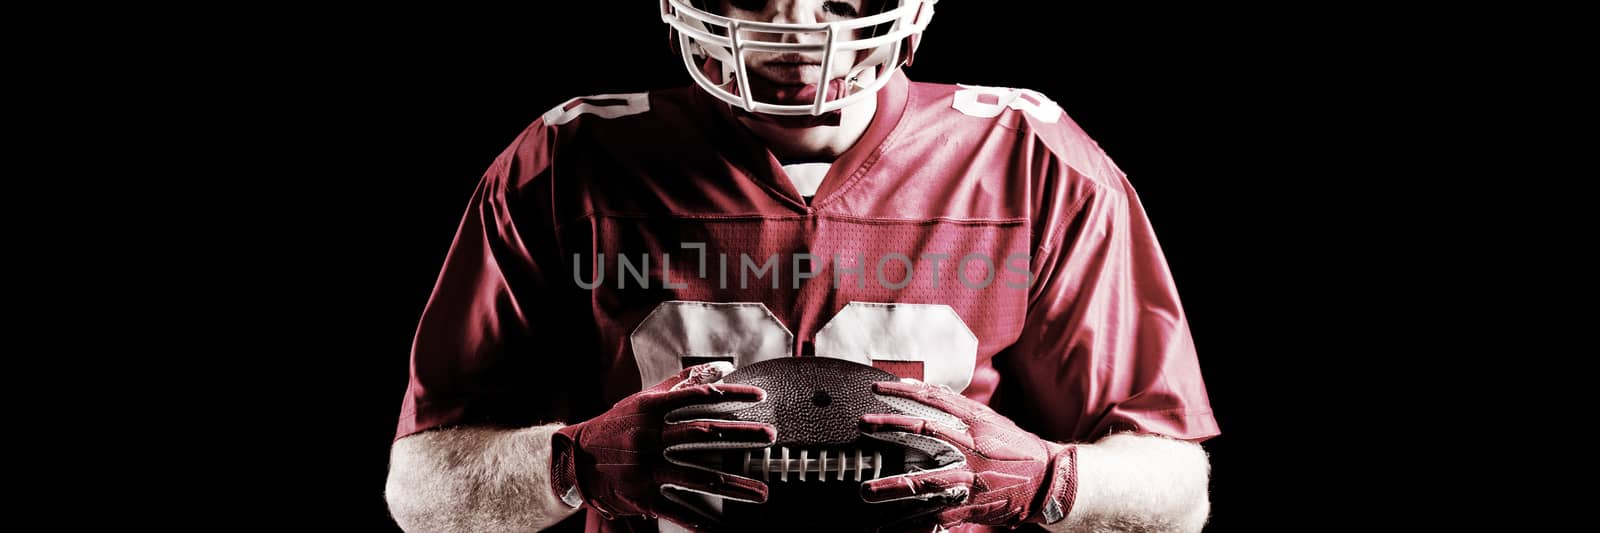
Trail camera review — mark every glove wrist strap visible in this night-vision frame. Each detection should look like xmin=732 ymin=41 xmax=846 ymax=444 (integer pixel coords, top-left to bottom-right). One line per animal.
xmin=550 ymin=425 xmax=585 ymax=510
xmin=1028 ymin=443 xmax=1079 ymax=525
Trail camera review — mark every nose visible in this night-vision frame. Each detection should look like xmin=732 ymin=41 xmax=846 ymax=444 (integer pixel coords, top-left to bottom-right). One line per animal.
xmin=771 ymin=2 xmax=825 ymax=45
xmin=736 ymin=2 xmax=829 ymax=45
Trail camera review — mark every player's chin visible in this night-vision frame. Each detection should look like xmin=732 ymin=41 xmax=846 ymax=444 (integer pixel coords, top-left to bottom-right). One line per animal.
xmin=750 ymin=62 xmax=824 ymax=84
xmin=747 ymin=75 xmax=846 ymax=106
xmin=758 ymin=84 xmax=822 ymax=106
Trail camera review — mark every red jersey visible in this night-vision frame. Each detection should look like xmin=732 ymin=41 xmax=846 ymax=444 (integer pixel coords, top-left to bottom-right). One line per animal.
xmin=395 ymin=72 xmax=1218 ymax=532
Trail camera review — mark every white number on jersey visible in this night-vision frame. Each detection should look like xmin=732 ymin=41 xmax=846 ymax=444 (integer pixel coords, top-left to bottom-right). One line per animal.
xmin=630 ymin=301 xmax=978 ymax=393
xmin=541 ymin=93 xmax=651 ymax=126
xmin=952 ymin=85 xmax=1062 ymax=123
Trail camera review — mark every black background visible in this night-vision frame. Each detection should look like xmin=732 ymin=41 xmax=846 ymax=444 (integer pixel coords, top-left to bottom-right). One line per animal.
xmin=246 ymin=4 xmax=1387 ymax=531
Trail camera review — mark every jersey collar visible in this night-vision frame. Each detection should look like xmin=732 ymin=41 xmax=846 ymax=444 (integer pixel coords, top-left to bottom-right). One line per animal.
xmin=695 ymin=71 xmax=912 ymax=212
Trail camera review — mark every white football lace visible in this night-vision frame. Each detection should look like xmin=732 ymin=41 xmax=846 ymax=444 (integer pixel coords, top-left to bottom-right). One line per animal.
xmin=742 ymin=446 xmax=884 ymax=482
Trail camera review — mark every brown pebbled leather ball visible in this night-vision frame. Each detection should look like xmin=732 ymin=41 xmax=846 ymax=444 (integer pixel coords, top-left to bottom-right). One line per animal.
xmin=718 ymin=357 xmax=898 ymax=447
xmin=665 ymin=357 xmax=952 ymax=532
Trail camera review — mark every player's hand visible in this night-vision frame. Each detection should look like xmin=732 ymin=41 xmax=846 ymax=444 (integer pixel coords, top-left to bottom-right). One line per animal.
xmin=551 ymin=362 xmax=776 ymax=531
xmin=859 ymin=379 xmax=1077 ymax=531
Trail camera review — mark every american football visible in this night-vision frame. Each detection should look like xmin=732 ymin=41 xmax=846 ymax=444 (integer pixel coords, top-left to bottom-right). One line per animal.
xmin=664 ymin=357 xmax=964 ymax=531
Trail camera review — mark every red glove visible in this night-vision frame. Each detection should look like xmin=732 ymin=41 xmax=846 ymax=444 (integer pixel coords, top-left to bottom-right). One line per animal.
xmin=859 ymin=379 xmax=1078 ymax=531
xmin=551 ymin=363 xmax=777 ymax=530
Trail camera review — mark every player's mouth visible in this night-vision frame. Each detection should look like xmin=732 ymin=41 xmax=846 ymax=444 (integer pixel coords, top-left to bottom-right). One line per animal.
xmin=756 ymin=54 xmax=827 ymax=85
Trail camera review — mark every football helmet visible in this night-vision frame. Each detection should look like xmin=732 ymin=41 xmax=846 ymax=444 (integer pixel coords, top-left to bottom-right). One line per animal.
xmin=660 ymin=0 xmax=937 ymax=116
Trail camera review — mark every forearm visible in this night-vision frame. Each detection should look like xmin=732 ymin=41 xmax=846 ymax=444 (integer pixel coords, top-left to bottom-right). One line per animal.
xmin=386 ymin=424 xmax=579 ymax=533
xmin=1045 ymin=432 xmax=1211 ymax=533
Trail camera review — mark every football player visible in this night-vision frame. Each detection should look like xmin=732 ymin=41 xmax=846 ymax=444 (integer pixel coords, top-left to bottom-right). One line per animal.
xmin=385 ymin=1 xmax=1218 ymax=532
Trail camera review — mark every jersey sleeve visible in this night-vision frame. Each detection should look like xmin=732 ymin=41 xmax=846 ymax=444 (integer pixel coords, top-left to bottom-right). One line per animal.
xmin=394 ymin=120 xmax=575 ymax=441
xmin=998 ymin=118 xmax=1220 ymax=443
